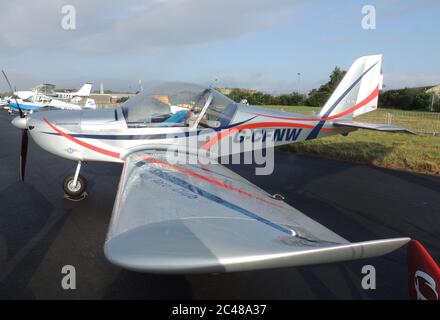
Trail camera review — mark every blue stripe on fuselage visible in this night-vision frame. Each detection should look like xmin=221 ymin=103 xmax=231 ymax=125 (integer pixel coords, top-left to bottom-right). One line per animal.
xmin=41 ymin=117 xmax=256 ymax=140
xmin=9 ymin=102 xmax=42 ymax=111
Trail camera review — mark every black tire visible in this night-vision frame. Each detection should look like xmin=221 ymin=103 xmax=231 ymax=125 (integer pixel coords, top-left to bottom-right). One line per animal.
xmin=63 ymin=174 xmax=87 ymax=197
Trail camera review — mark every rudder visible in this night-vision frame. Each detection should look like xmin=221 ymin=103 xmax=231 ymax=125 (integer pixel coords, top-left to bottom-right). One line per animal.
xmin=319 ymin=55 xmax=383 ymax=120
xmin=75 ymin=83 xmax=92 ymax=97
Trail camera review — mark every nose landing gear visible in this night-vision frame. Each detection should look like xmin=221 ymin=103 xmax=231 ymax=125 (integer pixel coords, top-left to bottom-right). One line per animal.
xmin=63 ymin=161 xmax=88 ymax=201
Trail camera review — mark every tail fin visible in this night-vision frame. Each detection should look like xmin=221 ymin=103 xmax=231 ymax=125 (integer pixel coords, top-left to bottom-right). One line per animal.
xmin=84 ymin=98 xmax=96 ymax=109
xmin=74 ymin=83 xmax=92 ymax=97
xmin=319 ymin=55 xmax=383 ymax=120
xmin=408 ymin=240 xmax=440 ymax=300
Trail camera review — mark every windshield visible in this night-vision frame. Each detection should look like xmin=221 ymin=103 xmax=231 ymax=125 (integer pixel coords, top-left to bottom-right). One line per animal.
xmin=121 ymin=82 xmax=237 ymax=128
xmin=204 ymin=89 xmax=237 ymax=126
xmin=25 ymin=94 xmax=51 ymax=103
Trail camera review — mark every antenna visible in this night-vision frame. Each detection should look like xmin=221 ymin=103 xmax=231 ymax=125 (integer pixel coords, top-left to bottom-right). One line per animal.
xmin=210 ymin=78 xmax=219 ymax=89
xmin=139 ymin=80 xmax=143 ymax=92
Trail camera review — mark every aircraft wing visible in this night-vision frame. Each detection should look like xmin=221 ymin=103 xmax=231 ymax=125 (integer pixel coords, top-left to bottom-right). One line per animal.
xmin=104 ymin=150 xmax=410 ymax=273
xmin=32 ymin=83 xmax=56 ymax=95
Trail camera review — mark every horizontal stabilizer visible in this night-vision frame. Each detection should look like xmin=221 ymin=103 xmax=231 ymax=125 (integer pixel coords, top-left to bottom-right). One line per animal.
xmin=333 ymin=120 xmax=415 ymax=134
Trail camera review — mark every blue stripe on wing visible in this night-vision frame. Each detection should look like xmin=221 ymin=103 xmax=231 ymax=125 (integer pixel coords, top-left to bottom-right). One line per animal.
xmin=142 ymin=164 xmax=294 ymax=236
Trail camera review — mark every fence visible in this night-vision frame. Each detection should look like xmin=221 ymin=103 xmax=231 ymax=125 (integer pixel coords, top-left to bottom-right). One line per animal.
xmin=358 ymin=110 xmax=440 ymax=136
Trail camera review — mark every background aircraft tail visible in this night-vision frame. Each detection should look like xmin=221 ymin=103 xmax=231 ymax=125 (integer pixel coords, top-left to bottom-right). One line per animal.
xmin=319 ymin=55 xmax=383 ymax=120
xmin=74 ymin=83 xmax=92 ymax=97
xmin=84 ymin=98 xmax=96 ymax=109
xmin=408 ymin=240 xmax=440 ymax=300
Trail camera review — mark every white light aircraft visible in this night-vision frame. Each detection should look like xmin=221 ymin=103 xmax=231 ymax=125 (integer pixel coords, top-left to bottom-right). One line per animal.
xmin=5 ymin=81 xmax=95 ymax=113
xmin=15 ymin=83 xmax=92 ymax=100
xmin=7 ymin=91 xmax=95 ymax=113
xmin=10 ymin=55 xmax=418 ymax=274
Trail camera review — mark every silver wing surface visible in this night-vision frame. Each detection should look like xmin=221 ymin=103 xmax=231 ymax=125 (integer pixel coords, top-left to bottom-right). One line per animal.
xmin=104 ymin=150 xmax=409 ymax=273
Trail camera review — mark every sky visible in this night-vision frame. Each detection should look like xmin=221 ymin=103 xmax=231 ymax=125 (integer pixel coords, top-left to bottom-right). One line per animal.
xmin=0 ymin=0 xmax=439 ymax=94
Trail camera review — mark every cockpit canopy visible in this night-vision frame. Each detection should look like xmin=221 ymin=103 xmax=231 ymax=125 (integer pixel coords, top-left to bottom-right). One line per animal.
xmin=121 ymin=82 xmax=237 ymax=128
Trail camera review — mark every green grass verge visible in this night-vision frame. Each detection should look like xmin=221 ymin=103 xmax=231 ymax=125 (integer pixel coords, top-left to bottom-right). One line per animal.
xmin=267 ymin=105 xmax=440 ymax=176
xmin=282 ymin=130 xmax=440 ymax=176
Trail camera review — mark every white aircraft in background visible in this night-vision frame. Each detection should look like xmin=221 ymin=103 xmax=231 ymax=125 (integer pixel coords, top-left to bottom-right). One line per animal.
xmin=0 ymin=97 xmax=9 ymax=107
xmin=7 ymin=93 xmax=96 ymax=112
xmin=15 ymin=83 xmax=92 ymax=100
xmin=54 ymin=83 xmax=93 ymax=99
xmin=4 ymin=81 xmax=96 ymax=113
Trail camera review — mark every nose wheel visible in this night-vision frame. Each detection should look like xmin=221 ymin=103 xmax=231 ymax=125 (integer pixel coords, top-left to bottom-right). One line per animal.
xmin=63 ymin=161 xmax=88 ymax=201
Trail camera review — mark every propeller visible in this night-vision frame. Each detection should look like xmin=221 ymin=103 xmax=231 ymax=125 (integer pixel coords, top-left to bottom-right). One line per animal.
xmin=2 ymin=70 xmax=24 ymax=118
xmin=2 ymin=70 xmax=28 ymax=181
xmin=20 ymin=129 xmax=28 ymax=181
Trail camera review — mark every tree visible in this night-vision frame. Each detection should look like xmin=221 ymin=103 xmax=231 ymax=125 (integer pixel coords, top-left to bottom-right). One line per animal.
xmin=116 ymin=96 xmax=130 ymax=103
xmin=306 ymin=67 xmax=346 ymax=107
xmin=225 ymin=88 xmax=304 ymax=106
xmin=379 ymin=88 xmax=431 ymax=110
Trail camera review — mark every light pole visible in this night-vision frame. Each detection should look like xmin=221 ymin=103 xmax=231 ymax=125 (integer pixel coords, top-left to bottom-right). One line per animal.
xmin=297 ymin=72 xmax=301 ymax=94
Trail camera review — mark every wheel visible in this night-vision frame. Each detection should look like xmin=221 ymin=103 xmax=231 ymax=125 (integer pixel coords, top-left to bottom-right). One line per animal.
xmin=63 ymin=174 xmax=87 ymax=197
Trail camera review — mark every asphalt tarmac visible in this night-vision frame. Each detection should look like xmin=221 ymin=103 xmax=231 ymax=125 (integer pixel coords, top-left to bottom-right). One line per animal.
xmin=0 ymin=111 xmax=438 ymax=299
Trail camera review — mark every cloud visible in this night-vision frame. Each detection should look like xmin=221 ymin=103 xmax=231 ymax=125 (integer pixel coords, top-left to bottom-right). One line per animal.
xmin=0 ymin=0 xmax=298 ymax=55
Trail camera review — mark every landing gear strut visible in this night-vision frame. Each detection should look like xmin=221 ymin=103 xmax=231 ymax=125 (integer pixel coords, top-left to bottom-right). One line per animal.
xmin=63 ymin=161 xmax=88 ymax=201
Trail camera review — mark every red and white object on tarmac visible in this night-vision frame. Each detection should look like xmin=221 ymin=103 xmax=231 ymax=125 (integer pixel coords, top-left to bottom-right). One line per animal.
xmin=408 ymin=240 xmax=440 ymax=300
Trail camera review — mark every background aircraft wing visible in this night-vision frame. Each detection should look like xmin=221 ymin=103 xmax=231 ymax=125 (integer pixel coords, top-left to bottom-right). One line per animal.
xmin=105 ymin=150 xmax=409 ymax=273
xmin=32 ymin=83 xmax=56 ymax=95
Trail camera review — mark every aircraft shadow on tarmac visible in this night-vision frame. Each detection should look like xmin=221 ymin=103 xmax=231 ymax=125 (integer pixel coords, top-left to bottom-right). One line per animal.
xmin=0 ymin=182 xmax=72 ymax=299
xmin=0 ymin=182 xmax=53 ymax=261
xmin=281 ymin=141 xmax=394 ymax=160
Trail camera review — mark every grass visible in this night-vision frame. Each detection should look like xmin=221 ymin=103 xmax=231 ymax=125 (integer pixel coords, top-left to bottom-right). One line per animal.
xmin=267 ymin=105 xmax=440 ymax=176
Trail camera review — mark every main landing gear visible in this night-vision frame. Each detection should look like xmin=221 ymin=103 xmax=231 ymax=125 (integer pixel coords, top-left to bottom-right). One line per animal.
xmin=63 ymin=161 xmax=88 ymax=201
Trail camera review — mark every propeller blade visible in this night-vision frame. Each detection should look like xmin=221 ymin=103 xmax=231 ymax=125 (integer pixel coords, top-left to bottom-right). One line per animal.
xmin=20 ymin=129 xmax=28 ymax=181
xmin=1 ymin=70 xmax=24 ymax=118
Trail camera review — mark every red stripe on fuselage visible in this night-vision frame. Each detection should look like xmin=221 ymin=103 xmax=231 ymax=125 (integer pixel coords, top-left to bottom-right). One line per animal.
xmin=44 ymin=118 xmax=120 ymax=158
xmin=202 ymin=121 xmax=336 ymax=150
